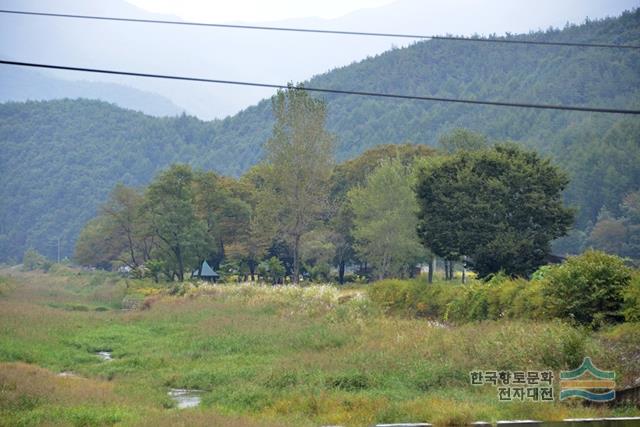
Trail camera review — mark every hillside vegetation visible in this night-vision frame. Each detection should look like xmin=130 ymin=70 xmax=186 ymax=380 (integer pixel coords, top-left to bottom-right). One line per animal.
xmin=1 ymin=10 xmax=639 ymax=261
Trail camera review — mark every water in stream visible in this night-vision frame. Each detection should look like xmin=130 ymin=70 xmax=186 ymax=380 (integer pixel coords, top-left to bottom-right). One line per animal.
xmin=168 ymin=388 xmax=203 ymax=409
xmin=97 ymin=351 xmax=112 ymax=361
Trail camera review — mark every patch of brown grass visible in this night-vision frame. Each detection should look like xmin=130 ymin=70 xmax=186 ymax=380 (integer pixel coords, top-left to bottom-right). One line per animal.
xmin=0 ymin=362 xmax=121 ymax=408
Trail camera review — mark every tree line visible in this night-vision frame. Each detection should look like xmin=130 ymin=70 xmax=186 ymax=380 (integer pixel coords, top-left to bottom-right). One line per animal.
xmin=74 ymin=87 xmax=593 ymax=283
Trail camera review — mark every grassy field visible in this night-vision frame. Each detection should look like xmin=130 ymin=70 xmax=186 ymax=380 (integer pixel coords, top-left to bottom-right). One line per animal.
xmin=0 ymin=268 xmax=638 ymax=426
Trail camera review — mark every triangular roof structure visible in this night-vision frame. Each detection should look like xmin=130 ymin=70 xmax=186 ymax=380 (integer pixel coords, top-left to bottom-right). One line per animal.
xmin=199 ymin=260 xmax=219 ymax=277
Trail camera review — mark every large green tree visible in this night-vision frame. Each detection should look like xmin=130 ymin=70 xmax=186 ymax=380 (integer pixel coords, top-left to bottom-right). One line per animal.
xmin=329 ymin=144 xmax=436 ymax=282
xmin=261 ymin=86 xmax=335 ymax=283
xmin=75 ymin=184 xmax=153 ymax=269
xmin=192 ymin=171 xmax=251 ymax=269
xmin=586 ymin=190 xmax=640 ymax=264
xmin=415 ymin=143 xmax=574 ymax=278
xmin=145 ymin=165 xmax=208 ymax=281
xmin=237 ymin=165 xmax=279 ymax=281
xmin=349 ymin=159 xmax=426 ymax=279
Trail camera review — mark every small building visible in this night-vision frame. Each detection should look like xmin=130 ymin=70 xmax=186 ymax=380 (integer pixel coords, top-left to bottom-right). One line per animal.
xmin=191 ymin=260 xmax=220 ymax=282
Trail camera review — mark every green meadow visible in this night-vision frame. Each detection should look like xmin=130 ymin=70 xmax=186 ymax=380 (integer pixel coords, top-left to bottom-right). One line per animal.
xmin=0 ymin=268 xmax=638 ymax=426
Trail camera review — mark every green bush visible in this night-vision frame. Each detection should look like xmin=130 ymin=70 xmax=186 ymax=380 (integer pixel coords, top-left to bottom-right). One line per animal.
xmin=542 ymin=250 xmax=632 ymax=327
xmin=485 ymin=276 xmax=545 ymax=320
xmin=257 ymin=257 xmax=285 ymax=284
xmin=369 ymin=279 xmax=414 ymax=314
xmin=623 ymin=273 xmax=640 ymax=322
xmin=369 ymin=277 xmax=548 ymax=323
xmin=508 ymin=279 xmax=546 ymax=319
xmin=370 ymin=253 xmax=636 ymax=327
xmin=0 ymin=275 xmax=12 ymax=296
xmin=444 ymin=284 xmax=489 ymax=322
xmin=414 ymin=283 xmax=462 ymax=319
xmin=22 ymin=248 xmax=50 ymax=271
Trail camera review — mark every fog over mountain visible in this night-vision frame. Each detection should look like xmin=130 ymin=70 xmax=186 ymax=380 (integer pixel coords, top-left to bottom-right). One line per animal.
xmin=0 ymin=0 xmax=637 ymax=118
xmin=0 ymin=66 xmax=182 ymax=116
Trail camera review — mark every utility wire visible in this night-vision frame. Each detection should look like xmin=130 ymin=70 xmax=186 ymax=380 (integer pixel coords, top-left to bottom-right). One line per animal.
xmin=2 ymin=60 xmax=639 ymax=115
xmin=1 ymin=9 xmax=639 ymax=50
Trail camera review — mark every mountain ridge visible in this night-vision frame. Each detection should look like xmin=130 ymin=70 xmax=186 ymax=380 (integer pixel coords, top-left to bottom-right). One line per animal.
xmin=0 ymin=66 xmax=183 ymax=117
xmin=1 ymin=0 xmax=636 ymax=118
xmin=1 ymin=9 xmax=639 ymax=262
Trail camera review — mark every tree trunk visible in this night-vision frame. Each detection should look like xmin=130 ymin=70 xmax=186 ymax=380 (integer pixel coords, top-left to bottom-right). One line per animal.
xmin=338 ymin=260 xmax=345 ymax=285
xmin=428 ymin=257 xmax=434 ymax=284
xmin=449 ymin=260 xmax=454 ymax=282
xmin=292 ymin=234 xmax=301 ymax=284
xmin=462 ymin=256 xmax=466 ymax=284
xmin=175 ymin=245 xmax=184 ymax=282
xmin=126 ymin=232 xmax=138 ymax=268
xmin=249 ymin=259 xmax=256 ymax=282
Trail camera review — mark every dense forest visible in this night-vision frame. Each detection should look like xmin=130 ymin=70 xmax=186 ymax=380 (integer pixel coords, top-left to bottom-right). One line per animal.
xmin=1 ymin=9 xmax=639 ymax=262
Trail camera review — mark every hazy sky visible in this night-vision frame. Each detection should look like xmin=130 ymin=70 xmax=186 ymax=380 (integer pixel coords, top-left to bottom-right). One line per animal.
xmin=126 ymin=0 xmax=397 ymax=22
xmin=3 ymin=0 xmax=638 ymax=118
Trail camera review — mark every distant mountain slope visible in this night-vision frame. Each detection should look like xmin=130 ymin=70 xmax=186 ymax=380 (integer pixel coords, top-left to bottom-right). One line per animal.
xmin=205 ymin=9 xmax=640 ymax=163
xmin=0 ymin=0 xmax=636 ymax=119
xmin=1 ymin=10 xmax=639 ymax=262
xmin=0 ymin=67 xmax=183 ymax=117
xmin=0 ymin=100 xmax=216 ymax=261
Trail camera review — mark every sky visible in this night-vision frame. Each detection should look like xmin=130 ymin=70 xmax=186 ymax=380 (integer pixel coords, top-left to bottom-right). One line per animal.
xmin=125 ymin=0 xmax=398 ymax=22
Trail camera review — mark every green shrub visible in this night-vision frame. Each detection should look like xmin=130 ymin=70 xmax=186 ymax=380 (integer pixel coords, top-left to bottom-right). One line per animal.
xmin=21 ymin=249 xmax=49 ymax=271
xmin=414 ymin=283 xmax=462 ymax=318
xmin=542 ymin=251 xmax=632 ymax=327
xmin=444 ymin=284 xmax=490 ymax=322
xmin=0 ymin=275 xmax=12 ymax=296
xmin=369 ymin=279 xmax=413 ymax=314
xmin=370 ymin=276 xmax=546 ymax=323
xmin=530 ymin=265 xmax=552 ymax=281
xmin=257 ymin=257 xmax=285 ymax=284
xmin=509 ymin=279 xmax=545 ymax=319
xmin=623 ymin=273 xmax=640 ymax=322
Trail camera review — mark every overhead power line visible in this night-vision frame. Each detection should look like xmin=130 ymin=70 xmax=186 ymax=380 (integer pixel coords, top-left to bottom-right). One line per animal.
xmin=2 ymin=60 xmax=639 ymax=115
xmin=1 ymin=9 xmax=639 ymax=50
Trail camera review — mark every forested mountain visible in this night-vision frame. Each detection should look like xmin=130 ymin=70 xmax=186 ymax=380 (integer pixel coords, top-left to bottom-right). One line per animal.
xmin=1 ymin=10 xmax=639 ymax=262
xmin=2 ymin=0 xmax=633 ymax=119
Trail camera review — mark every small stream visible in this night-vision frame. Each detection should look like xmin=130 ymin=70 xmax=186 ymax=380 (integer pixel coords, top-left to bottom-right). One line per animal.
xmin=93 ymin=351 xmax=202 ymax=408
xmin=96 ymin=351 xmax=112 ymax=361
xmin=168 ymin=388 xmax=203 ymax=409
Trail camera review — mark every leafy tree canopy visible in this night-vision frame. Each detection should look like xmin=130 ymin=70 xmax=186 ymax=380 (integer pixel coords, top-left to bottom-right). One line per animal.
xmin=416 ymin=143 xmax=575 ymax=277
xmin=349 ymin=159 xmax=426 ymax=279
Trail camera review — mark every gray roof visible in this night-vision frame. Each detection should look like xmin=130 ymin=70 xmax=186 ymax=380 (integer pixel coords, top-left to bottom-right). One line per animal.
xmin=198 ymin=260 xmax=219 ymax=277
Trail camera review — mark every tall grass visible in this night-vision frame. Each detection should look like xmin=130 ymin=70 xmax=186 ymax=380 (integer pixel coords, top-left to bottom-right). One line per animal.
xmin=0 ymin=268 xmax=638 ymax=426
